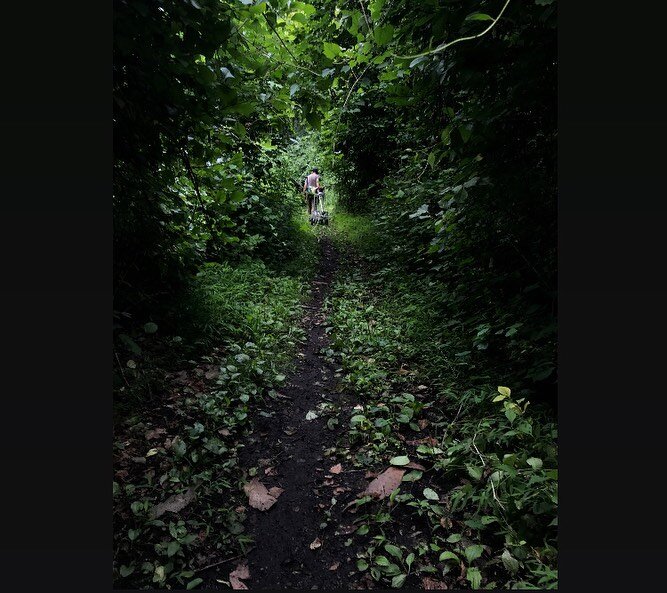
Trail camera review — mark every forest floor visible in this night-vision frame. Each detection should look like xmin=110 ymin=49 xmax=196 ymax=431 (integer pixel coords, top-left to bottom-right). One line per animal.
xmin=114 ymin=213 xmax=557 ymax=591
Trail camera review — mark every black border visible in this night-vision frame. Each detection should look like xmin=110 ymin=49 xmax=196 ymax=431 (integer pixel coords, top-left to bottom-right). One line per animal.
xmin=1 ymin=1 xmax=666 ymax=591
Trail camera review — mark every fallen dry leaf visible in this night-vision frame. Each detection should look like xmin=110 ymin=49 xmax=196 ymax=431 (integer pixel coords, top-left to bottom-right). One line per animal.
xmin=268 ymin=486 xmax=284 ymax=498
xmin=422 ymin=577 xmax=448 ymax=589
xmin=243 ymin=478 xmax=283 ymax=511
xmin=150 ymin=487 xmax=196 ymax=519
xmin=309 ymin=537 xmax=322 ymax=550
xmin=229 ymin=563 xmax=250 ymax=590
xmin=363 ymin=467 xmax=406 ymax=499
xmin=218 ymin=428 xmax=231 ymax=436
xmin=417 ymin=384 xmax=428 ymax=391
xmin=405 ymin=461 xmax=427 ymax=471
xmin=418 ymin=418 xmax=429 ymax=429
xmin=330 ymin=463 xmax=343 ymax=474
xmin=264 ymin=466 xmax=278 ymax=476
xmin=329 ymin=561 xmax=340 ymax=571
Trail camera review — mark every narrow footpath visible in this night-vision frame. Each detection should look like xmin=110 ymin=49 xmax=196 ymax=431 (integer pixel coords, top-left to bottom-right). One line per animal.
xmin=235 ymin=235 xmax=360 ymax=589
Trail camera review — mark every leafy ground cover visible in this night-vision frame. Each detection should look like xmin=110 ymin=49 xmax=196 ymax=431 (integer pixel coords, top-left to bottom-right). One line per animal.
xmin=318 ymin=213 xmax=558 ymax=589
xmin=113 ymin=252 xmax=315 ymax=589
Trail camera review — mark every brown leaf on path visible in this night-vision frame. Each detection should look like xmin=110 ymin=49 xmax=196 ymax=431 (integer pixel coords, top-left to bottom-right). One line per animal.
xmin=440 ymin=516 xmax=452 ymax=529
xmin=268 ymin=486 xmax=284 ymax=497
xmin=219 ymin=428 xmax=231 ymax=436
xmin=330 ymin=463 xmax=343 ymax=474
xmin=418 ymin=418 xmax=429 ymax=429
xmin=150 ymin=487 xmax=196 ymax=518
xmin=329 ymin=561 xmax=340 ymax=571
xmin=229 ymin=562 xmax=250 ymax=589
xmin=309 ymin=537 xmax=322 ymax=550
xmin=422 ymin=577 xmax=448 ymax=589
xmin=363 ymin=467 xmax=406 ymax=499
xmin=243 ymin=478 xmax=283 ymax=511
xmin=405 ymin=461 xmax=426 ymax=471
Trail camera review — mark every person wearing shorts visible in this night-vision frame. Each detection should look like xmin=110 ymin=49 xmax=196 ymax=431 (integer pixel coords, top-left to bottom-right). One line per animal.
xmin=303 ymin=167 xmax=321 ymax=214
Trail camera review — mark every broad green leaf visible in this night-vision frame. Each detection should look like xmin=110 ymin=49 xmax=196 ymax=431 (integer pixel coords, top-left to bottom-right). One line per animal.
xmin=402 ymin=470 xmax=422 ymax=482
xmin=119 ymin=564 xmax=134 ymax=577
xmin=167 ymin=540 xmax=181 ymax=557
xmin=466 ymin=463 xmax=483 ymax=481
xmin=391 ymin=574 xmax=407 ymax=588
xmin=143 ymin=322 xmax=158 ymax=334
xmin=501 ymin=549 xmax=519 ymax=574
xmin=375 ymin=555 xmax=390 ymax=566
xmin=374 ymin=24 xmax=394 ymax=46
xmin=527 ymin=457 xmax=543 ymax=469
xmin=187 ymin=577 xmax=204 ymax=589
xmin=357 ymin=559 xmax=369 ymax=571
xmin=390 ymin=455 xmax=410 ymax=466
xmin=464 ymin=544 xmax=484 ymax=563
xmin=409 ymin=56 xmax=428 ymax=68
xmin=370 ymin=0 xmax=386 ymax=21
xmin=385 ymin=544 xmax=402 ymax=560
xmin=497 ymin=386 xmax=511 ymax=397
xmin=466 ymin=13 xmax=493 ymax=21
xmin=439 ymin=551 xmax=459 ymax=562
xmin=323 ymin=42 xmax=342 ymax=59
xmin=423 ymin=487 xmax=439 ymax=501
xmin=446 ymin=533 xmax=462 ymax=543
xmin=466 ymin=567 xmax=482 ymax=589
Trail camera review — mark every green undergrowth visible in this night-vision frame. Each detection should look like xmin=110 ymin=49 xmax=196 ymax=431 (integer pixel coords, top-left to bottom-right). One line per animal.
xmin=113 ymin=230 xmax=316 ymax=589
xmin=322 ymin=214 xmax=557 ymax=590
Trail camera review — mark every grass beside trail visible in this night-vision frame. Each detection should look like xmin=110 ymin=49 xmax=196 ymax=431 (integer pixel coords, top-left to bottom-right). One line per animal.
xmin=113 ymin=215 xmax=318 ymax=589
xmin=321 ymin=211 xmax=558 ymax=590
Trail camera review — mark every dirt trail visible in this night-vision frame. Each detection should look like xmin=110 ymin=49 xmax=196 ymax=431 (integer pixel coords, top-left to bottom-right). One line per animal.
xmin=235 ymin=235 xmax=359 ymax=590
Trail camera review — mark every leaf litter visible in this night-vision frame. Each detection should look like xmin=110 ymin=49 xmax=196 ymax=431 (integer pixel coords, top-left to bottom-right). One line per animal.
xmin=243 ymin=478 xmax=284 ymax=511
xmin=362 ymin=467 xmax=406 ymax=499
xmin=229 ymin=562 xmax=250 ymax=589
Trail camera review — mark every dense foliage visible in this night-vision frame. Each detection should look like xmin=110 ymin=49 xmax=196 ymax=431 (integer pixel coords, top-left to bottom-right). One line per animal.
xmin=114 ymin=0 xmax=556 ymax=589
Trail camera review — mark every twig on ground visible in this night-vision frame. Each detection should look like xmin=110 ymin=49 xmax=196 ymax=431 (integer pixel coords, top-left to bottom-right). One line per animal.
xmin=195 ymin=548 xmax=255 ymax=573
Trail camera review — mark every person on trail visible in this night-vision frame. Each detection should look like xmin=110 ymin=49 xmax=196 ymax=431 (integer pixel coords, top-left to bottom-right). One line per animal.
xmin=303 ymin=167 xmax=321 ymax=215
